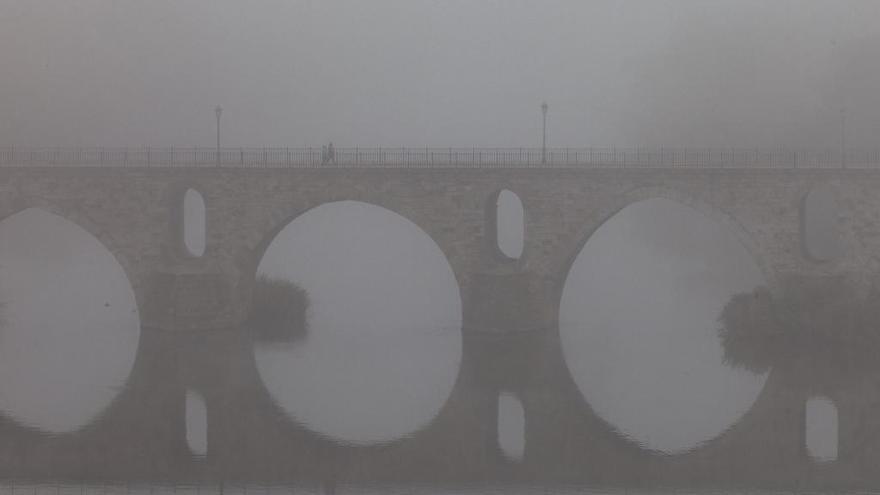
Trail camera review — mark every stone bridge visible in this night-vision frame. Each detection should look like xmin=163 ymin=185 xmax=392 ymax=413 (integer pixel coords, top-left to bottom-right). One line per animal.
xmin=2 ymin=154 xmax=880 ymax=489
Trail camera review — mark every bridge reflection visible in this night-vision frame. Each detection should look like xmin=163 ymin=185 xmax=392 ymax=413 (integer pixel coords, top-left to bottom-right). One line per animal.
xmin=0 ymin=276 xmax=879 ymax=490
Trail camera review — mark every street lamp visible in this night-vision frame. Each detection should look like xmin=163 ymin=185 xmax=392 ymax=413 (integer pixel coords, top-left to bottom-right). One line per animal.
xmin=215 ymin=105 xmax=223 ymax=167
xmin=541 ymin=101 xmax=548 ymax=164
xmin=840 ymin=107 xmax=846 ymax=168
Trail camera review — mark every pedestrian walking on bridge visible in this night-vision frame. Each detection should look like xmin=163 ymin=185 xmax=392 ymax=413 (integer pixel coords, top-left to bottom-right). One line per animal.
xmin=327 ymin=141 xmax=336 ymax=164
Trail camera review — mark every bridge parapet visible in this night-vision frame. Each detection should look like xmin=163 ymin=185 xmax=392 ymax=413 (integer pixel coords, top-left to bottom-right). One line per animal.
xmin=2 ymin=146 xmax=880 ymax=168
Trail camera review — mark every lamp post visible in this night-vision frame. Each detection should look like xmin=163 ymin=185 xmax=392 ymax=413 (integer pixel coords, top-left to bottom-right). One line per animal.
xmin=215 ymin=105 xmax=223 ymax=167
xmin=541 ymin=101 xmax=548 ymax=164
xmin=840 ymin=107 xmax=846 ymax=168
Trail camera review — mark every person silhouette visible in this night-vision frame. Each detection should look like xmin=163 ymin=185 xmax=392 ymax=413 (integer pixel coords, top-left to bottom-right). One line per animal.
xmin=327 ymin=142 xmax=336 ymax=164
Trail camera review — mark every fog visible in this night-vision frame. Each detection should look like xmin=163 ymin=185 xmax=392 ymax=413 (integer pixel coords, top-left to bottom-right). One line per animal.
xmin=2 ymin=1 xmax=880 ymax=148
xmin=0 ymin=0 xmax=872 ymax=492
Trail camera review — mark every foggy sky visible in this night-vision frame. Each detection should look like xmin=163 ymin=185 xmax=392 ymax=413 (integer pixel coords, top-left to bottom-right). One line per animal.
xmin=0 ymin=0 xmax=852 ymax=457
xmin=2 ymin=1 xmax=880 ymax=148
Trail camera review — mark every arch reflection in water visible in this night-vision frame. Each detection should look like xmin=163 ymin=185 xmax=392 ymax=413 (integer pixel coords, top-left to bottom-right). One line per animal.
xmin=0 ymin=208 xmax=140 ymax=433
xmin=186 ymin=390 xmax=208 ymax=457
xmin=559 ymin=198 xmax=768 ymax=453
xmin=805 ymin=396 xmax=838 ymax=462
xmin=253 ymin=201 xmax=462 ymax=444
xmin=497 ymin=392 xmax=526 ymax=462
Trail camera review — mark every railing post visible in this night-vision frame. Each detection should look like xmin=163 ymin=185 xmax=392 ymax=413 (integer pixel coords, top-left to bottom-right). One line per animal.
xmin=240 ymin=147 xmax=244 ymax=166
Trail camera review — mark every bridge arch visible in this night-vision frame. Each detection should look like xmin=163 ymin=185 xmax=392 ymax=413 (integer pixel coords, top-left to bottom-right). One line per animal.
xmin=247 ymin=199 xmax=465 ymax=445
xmin=0 ymin=203 xmax=142 ymax=434
xmin=239 ymin=198 xmax=469 ymax=301
xmin=0 ymin=198 xmax=145 ymax=306
xmin=552 ymin=186 xmax=779 ymax=297
xmin=555 ymin=190 xmax=775 ymax=454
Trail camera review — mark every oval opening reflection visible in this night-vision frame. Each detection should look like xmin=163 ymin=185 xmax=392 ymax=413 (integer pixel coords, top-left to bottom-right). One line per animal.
xmin=183 ymin=188 xmax=206 ymax=257
xmin=0 ymin=208 xmax=140 ymax=433
xmin=806 ymin=396 xmax=838 ymax=462
xmin=498 ymin=392 xmax=526 ymax=462
xmin=186 ymin=390 xmax=208 ymax=457
xmin=559 ymin=198 xmax=768 ymax=453
xmin=495 ymin=190 xmax=524 ymax=259
xmin=253 ymin=201 xmax=462 ymax=444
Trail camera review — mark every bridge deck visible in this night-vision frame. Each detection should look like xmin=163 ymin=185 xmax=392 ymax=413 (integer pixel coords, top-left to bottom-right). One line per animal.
xmin=0 ymin=146 xmax=877 ymax=168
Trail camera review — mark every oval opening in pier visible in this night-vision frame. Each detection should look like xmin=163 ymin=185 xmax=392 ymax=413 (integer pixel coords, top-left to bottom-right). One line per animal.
xmin=0 ymin=208 xmax=140 ymax=433
xmin=805 ymin=396 xmax=838 ymax=462
xmin=494 ymin=190 xmax=524 ymax=259
xmin=186 ymin=390 xmax=208 ymax=457
xmin=497 ymin=392 xmax=526 ymax=462
xmin=559 ymin=197 xmax=768 ymax=454
xmin=802 ymin=186 xmax=841 ymax=261
xmin=183 ymin=188 xmax=206 ymax=257
xmin=253 ymin=200 xmax=462 ymax=444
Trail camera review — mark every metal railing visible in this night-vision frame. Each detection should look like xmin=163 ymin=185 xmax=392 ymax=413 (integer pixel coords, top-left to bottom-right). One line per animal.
xmin=1 ymin=147 xmax=880 ymax=168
